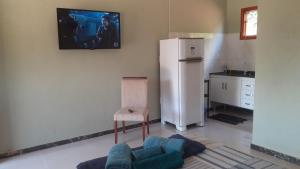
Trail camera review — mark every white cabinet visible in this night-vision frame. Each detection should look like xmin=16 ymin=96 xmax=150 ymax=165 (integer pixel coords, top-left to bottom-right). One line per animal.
xmin=224 ymin=77 xmax=242 ymax=106
xmin=210 ymin=75 xmax=255 ymax=110
xmin=209 ymin=77 xmax=226 ymax=104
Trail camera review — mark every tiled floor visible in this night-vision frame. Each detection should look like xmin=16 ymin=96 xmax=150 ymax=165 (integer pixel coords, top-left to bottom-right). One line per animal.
xmin=0 ymin=119 xmax=299 ymax=169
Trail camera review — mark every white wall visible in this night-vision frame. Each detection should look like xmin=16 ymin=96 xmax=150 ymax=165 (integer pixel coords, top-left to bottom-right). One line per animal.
xmin=220 ymin=0 xmax=257 ymax=72
xmin=221 ymin=34 xmax=256 ymax=71
xmin=253 ymin=0 xmax=300 ymax=158
xmin=204 ymin=34 xmax=225 ymax=79
xmin=204 ymin=33 xmax=256 ymax=77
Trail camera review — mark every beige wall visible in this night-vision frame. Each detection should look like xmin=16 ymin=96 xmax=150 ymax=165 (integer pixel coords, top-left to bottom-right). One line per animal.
xmin=226 ymin=0 xmax=257 ymax=33
xmin=0 ymin=0 xmax=226 ymax=153
xmin=0 ymin=0 xmax=4 ymax=113
xmin=170 ymin=0 xmax=226 ymax=33
xmin=0 ymin=0 xmax=11 ymax=153
xmin=1 ymin=0 xmax=169 ymax=152
xmin=0 ymin=0 xmax=4 ymax=112
xmin=253 ymin=0 xmax=300 ymax=158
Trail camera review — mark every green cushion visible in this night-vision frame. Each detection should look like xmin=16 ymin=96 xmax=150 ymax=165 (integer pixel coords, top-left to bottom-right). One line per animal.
xmin=143 ymin=136 xmax=167 ymax=149
xmin=162 ymin=138 xmax=185 ymax=154
xmin=105 ymin=143 xmax=132 ymax=169
xmin=132 ymin=146 xmax=163 ymax=161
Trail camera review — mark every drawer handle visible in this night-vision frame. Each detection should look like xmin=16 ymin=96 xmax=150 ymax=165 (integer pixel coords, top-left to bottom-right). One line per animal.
xmin=245 ymin=85 xmax=251 ymax=87
xmin=245 ymin=94 xmax=251 ymax=97
xmin=245 ymin=103 xmax=251 ymax=106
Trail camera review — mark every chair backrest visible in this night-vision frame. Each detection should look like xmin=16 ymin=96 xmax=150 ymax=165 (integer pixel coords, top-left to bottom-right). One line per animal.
xmin=121 ymin=77 xmax=148 ymax=108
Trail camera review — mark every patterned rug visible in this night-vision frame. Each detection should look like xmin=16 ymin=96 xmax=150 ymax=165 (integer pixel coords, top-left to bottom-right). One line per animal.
xmin=182 ymin=145 xmax=285 ymax=169
xmin=77 ymin=134 xmax=287 ymax=169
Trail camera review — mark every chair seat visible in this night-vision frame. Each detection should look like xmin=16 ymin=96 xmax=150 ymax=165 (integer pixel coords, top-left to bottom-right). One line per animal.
xmin=114 ymin=107 xmax=148 ymax=122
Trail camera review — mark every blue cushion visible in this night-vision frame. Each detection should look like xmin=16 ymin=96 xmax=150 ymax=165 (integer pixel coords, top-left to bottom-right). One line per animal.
xmin=132 ymin=151 xmax=184 ymax=169
xmin=162 ymin=138 xmax=185 ymax=154
xmin=105 ymin=143 xmax=132 ymax=169
xmin=132 ymin=146 xmax=163 ymax=161
xmin=169 ymin=134 xmax=206 ymax=158
xmin=143 ymin=136 xmax=167 ymax=149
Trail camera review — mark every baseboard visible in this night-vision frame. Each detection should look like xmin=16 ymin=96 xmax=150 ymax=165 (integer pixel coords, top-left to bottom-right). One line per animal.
xmin=0 ymin=119 xmax=161 ymax=159
xmin=251 ymin=144 xmax=300 ymax=165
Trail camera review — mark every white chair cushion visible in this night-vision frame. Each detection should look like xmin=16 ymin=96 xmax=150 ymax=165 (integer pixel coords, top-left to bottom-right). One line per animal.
xmin=114 ymin=107 xmax=148 ymax=122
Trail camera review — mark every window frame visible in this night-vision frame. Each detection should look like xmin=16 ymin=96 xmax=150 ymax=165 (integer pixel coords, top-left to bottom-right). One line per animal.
xmin=240 ymin=6 xmax=258 ymax=40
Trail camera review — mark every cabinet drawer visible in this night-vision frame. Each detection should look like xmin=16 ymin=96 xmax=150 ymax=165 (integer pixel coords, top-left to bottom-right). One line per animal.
xmin=241 ymin=95 xmax=254 ymax=104
xmin=241 ymin=99 xmax=254 ymax=110
xmin=241 ymin=89 xmax=254 ymax=100
xmin=242 ymin=83 xmax=255 ymax=90
xmin=241 ymin=92 xmax=254 ymax=98
xmin=242 ymin=78 xmax=255 ymax=90
xmin=242 ymin=78 xmax=255 ymax=84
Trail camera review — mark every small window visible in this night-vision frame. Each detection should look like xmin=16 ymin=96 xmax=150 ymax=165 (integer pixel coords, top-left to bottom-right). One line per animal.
xmin=240 ymin=6 xmax=258 ymax=40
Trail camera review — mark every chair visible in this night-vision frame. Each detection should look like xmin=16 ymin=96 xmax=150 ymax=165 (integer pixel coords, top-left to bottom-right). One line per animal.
xmin=114 ymin=77 xmax=149 ymax=144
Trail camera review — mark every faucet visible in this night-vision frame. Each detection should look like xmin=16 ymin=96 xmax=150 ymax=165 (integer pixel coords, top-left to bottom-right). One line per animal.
xmin=223 ymin=64 xmax=228 ymax=73
xmin=243 ymin=62 xmax=248 ymax=75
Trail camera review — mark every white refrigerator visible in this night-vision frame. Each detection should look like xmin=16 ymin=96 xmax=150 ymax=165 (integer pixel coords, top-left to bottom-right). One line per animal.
xmin=160 ymin=38 xmax=205 ymax=131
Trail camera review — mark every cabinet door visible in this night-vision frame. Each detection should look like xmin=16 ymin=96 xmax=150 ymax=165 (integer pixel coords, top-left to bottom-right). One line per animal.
xmin=209 ymin=77 xmax=226 ymax=103
xmin=224 ymin=77 xmax=242 ymax=106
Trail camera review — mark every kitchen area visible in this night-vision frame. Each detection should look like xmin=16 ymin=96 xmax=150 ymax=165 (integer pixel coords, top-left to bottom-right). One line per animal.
xmin=206 ymin=32 xmax=256 ymax=132
xmin=209 ymin=70 xmax=255 ymax=131
xmin=160 ymin=32 xmax=256 ymax=133
xmin=159 ymin=1 xmax=258 ymax=133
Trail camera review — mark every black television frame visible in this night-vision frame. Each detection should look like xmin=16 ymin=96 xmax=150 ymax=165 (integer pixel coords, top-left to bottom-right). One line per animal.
xmin=56 ymin=8 xmax=121 ymax=50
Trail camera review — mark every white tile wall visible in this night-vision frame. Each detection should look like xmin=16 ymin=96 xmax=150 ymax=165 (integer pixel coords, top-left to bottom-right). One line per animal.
xmin=204 ymin=33 xmax=256 ymax=111
xmin=204 ymin=33 xmax=256 ymax=79
xmin=204 ymin=33 xmax=226 ymax=79
xmin=222 ymin=33 xmax=256 ymax=71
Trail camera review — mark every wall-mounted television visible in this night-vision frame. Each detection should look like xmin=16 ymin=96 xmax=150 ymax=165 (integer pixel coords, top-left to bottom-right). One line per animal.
xmin=57 ymin=8 xmax=121 ymax=49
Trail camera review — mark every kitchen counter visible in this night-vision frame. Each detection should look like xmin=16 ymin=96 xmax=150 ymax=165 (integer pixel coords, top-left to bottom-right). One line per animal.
xmin=209 ymin=70 xmax=256 ymax=110
xmin=210 ymin=70 xmax=255 ymax=78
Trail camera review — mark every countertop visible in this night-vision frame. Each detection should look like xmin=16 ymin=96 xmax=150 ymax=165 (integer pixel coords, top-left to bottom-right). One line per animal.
xmin=210 ymin=70 xmax=255 ymax=78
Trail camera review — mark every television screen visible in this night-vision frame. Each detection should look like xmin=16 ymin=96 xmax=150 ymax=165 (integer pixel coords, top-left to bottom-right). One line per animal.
xmin=57 ymin=8 xmax=121 ymax=49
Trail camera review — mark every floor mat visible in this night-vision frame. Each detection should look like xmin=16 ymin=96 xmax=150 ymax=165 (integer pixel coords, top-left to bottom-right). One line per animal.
xmin=77 ymin=145 xmax=285 ymax=169
xmin=210 ymin=114 xmax=247 ymax=125
xmin=196 ymin=146 xmax=285 ymax=169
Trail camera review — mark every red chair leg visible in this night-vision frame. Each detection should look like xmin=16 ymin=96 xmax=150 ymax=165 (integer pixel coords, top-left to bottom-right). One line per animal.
xmin=147 ymin=115 xmax=150 ymax=134
xmin=142 ymin=122 xmax=145 ymax=141
xmin=122 ymin=121 xmax=126 ymax=133
xmin=114 ymin=121 xmax=118 ymax=144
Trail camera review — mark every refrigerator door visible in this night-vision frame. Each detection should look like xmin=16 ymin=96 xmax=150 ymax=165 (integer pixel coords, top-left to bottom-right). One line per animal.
xmin=159 ymin=39 xmax=180 ymax=126
xmin=179 ymin=60 xmax=205 ymax=127
xmin=179 ymin=39 xmax=204 ymax=60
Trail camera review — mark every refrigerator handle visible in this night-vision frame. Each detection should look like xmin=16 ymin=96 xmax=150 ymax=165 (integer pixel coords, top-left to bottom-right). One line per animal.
xmin=179 ymin=57 xmax=203 ymax=63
